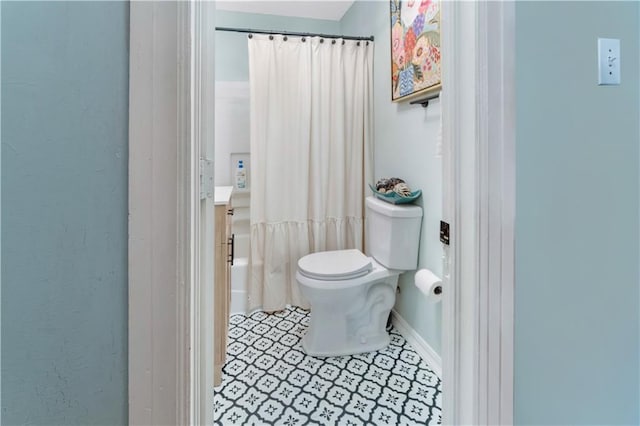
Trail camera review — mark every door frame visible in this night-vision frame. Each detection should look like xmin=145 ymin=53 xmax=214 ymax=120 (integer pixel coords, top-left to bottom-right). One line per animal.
xmin=128 ymin=2 xmax=187 ymax=425
xmin=128 ymin=2 xmax=214 ymax=425
xmin=128 ymin=1 xmax=515 ymax=424
xmin=440 ymin=1 xmax=515 ymax=425
xmin=190 ymin=1 xmax=217 ymax=425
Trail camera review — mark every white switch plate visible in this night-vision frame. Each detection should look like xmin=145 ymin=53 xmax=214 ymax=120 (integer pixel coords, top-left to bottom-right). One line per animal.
xmin=598 ymin=38 xmax=620 ymax=85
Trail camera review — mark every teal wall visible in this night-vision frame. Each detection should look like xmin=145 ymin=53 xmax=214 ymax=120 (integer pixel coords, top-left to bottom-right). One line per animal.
xmin=1 ymin=2 xmax=129 ymax=424
xmin=216 ymin=10 xmax=340 ymax=81
xmin=341 ymin=1 xmax=443 ymax=354
xmin=515 ymin=2 xmax=639 ymax=424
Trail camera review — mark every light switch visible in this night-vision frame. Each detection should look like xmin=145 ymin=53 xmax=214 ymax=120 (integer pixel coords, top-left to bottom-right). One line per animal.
xmin=598 ymin=38 xmax=620 ymax=85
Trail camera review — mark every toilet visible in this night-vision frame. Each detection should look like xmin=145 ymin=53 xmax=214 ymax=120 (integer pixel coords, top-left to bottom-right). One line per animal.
xmin=296 ymin=196 xmax=423 ymax=357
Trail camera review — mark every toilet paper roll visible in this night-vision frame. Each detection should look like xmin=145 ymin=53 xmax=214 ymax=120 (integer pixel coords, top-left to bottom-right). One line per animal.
xmin=414 ymin=269 xmax=443 ymax=303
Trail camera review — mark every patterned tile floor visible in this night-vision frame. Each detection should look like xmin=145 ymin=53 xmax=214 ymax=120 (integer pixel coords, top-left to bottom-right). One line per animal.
xmin=214 ymin=306 xmax=442 ymax=425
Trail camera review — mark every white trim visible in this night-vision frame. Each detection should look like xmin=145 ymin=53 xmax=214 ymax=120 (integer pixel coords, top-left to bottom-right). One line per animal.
xmin=128 ymin=2 xmax=178 ymax=424
xmin=441 ymin=1 xmax=515 ymax=425
xmin=129 ymin=2 xmax=197 ymax=425
xmin=177 ymin=2 xmax=194 ymax=425
xmin=190 ymin=2 xmax=216 ymax=425
xmin=475 ymin=2 xmax=515 ymax=424
xmin=440 ymin=2 xmax=477 ymax=424
xmin=391 ymin=310 xmax=442 ymax=377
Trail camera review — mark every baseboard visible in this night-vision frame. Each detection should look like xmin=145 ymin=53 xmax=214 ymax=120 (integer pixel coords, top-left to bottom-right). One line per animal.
xmin=391 ymin=309 xmax=442 ymax=377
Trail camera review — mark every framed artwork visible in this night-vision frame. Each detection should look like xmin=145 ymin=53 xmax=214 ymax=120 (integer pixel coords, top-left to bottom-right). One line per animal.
xmin=390 ymin=0 xmax=441 ymax=102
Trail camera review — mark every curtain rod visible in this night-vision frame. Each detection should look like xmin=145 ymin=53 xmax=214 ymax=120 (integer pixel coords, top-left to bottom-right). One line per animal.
xmin=215 ymin=26 xmax=374 ymax=42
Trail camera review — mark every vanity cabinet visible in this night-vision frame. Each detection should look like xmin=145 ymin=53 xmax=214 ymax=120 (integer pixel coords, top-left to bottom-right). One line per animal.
xmin=214 ymin=187 xmax=233 ymax=386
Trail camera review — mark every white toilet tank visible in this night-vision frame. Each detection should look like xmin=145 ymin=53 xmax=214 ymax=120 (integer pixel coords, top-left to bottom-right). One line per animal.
xmin=365 ymin=196 xmax=423 ymax=271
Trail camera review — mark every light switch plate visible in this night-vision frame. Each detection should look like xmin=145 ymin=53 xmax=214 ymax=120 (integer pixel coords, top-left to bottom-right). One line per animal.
xmin=598 ymin=38 xmax=620 ymax=85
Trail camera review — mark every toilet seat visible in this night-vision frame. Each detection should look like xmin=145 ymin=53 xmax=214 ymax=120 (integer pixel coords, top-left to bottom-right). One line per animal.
xmin=298 ymin=249 xmax=373 ymax=281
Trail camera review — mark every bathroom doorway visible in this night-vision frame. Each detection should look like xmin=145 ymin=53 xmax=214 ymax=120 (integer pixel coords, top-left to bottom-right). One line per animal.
xmin=204 ymin=1 xmax=516 ymax=425
xmin=127 ymin=1 xmax=515 ymax=424
xmin=212 ymin=1 xmax=443 ymax=424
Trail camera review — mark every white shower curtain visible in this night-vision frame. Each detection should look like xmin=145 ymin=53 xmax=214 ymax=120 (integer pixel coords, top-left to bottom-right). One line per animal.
xmin=248 ymin=34 xmax=373 ymax=312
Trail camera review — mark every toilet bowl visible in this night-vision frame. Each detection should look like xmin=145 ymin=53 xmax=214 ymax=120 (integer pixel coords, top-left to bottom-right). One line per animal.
xmin=297 ymin=197 xmax=423 ymax=357
xmin=297 ymin=250 xmax=400 ymax=356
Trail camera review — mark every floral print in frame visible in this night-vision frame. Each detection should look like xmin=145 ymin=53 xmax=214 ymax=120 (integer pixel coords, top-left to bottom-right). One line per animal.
xmin=390 ymin=0 xmax=441 ymax=102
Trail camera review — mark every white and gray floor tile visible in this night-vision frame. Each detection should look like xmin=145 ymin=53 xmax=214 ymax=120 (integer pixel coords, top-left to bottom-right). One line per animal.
xmin=214 ymin=306 xmax=442 ymax=425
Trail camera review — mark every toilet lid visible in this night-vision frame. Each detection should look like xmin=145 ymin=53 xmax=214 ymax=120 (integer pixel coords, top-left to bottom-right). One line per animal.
xmin=298 ymin=249 xmax=373 ymax=281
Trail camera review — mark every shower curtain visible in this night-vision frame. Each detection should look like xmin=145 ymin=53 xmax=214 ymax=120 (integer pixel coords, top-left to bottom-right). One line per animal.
xmin=248 ymin=34 xmax=373 ymax=312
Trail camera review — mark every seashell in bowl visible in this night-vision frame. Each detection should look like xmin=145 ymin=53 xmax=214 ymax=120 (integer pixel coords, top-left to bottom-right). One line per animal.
xmin=376 ymin=177 xmax=405 ymax=192
xmin=393 ymin=182 xmax=412 ymax=197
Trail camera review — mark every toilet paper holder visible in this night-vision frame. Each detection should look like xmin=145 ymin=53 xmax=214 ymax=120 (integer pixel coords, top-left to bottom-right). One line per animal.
xmin=414 ymin=268 xmax=443 ymax=303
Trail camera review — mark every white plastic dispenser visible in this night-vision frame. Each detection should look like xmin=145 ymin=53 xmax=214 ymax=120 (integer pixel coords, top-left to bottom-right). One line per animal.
xmin=235 ymin=160 xmax=246 ymax=190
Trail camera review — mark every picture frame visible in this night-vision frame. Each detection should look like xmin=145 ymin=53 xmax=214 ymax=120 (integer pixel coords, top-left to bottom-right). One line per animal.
xmin=390 ymin=0 xmax=441 ymax=102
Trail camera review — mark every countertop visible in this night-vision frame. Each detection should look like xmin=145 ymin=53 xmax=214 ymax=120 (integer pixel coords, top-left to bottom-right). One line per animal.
xmin=214 ymin=186 xmax=233 ymax=205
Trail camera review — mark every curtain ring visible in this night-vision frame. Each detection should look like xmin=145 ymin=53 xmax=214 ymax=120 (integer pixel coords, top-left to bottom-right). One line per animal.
xmin=320 ymin=38 xmax=324 ymax=43
xmin=342 ymin=40 xmax=345 ymax=45
xmin=248 ymin=34 xmax=253 ymax=39
xmin=302 ymin=37 xmax=306 ymax=42
xmin=269 ymin=35 xmax=274 ymax=40
xmin=332 ymin=39 xmax=336 ymax=45
xmin=366 ymin=41 xmax=369 ymax=46
xmin=357 ymin=41 xmax=361 ymax=46
xmin=283 ymin=36 xmax=288 ymax=41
